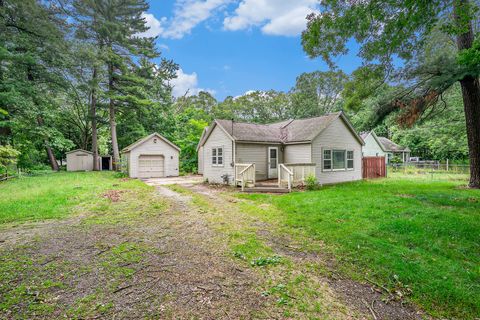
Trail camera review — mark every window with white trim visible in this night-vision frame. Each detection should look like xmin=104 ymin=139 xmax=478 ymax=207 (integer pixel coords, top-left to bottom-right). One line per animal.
xmin=212 ymin=147 xmax=223 ymax=166
xmin=323 ymin=148 xmax=354 ymax=171
xmin=323 ymin=150 xmax=332 ymax=170
xmin=347 ymin=150 xmax=354 ymax=169
xmin=333 ymin=150 xmax=346 ymax=170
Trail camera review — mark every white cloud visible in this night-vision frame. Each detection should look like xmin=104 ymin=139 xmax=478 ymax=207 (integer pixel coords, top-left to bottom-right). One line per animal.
xmin=163 ymin=0 xmax=231 ymax=39
xmin=170 ymin=69 xmax=215 ymax=97
xmin=137 ymin=13 xmax=165 ymax=38
xmin=224 ymin=0 xmax=319 ymax=36
xmin=158 ymin=44 xmax=170 ymax=51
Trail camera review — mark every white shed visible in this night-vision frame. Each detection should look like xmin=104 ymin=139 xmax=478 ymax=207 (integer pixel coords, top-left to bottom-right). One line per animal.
xmin=121 ymin=132 xmax=180 ymax=178
xmin=66 ymin=149 xmax=112 ymax=171
xmin=66 ymin=149 xmax=94 ymax=171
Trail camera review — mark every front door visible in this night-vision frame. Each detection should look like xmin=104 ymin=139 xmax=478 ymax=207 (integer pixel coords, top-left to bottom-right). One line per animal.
xmin=268 ymin=147 xmax=278 ymax=179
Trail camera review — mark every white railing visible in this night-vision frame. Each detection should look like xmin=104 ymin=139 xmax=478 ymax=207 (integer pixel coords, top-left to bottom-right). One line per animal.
xmin=278 ymin=163 xmax=293 ymax=191
xmin=235 ymin=163 xmax=256 ymax=191
xmin=283 ymin=163 xmax=316 ymax=186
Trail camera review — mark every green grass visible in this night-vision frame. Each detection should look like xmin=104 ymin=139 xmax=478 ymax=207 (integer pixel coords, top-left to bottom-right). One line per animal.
xmin=0 ymin=172 xmax=152 ymax=225
xmin=239 ymin=177 xmax=480 ymax=319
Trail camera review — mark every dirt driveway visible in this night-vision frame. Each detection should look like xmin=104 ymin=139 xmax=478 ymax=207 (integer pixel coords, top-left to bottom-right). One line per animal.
xmin=0 ymin=176 xmax=424 ymax=319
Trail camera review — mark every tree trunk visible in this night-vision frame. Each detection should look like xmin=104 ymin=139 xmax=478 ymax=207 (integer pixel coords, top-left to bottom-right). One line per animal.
xmin=108 ymin=63 xmax=120 ymax=171
xmin=37 ymin=116 xmax=59 ymax=171
xmin=91 ymin=66 xmax=99 ymax=171
xmin=455 ymin=0 xmax=480 ymax=188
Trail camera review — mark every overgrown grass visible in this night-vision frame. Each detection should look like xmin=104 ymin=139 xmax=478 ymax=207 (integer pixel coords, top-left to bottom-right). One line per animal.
xmin=0 ymin=172 xmax=153 ymax=225
xmin=239 ymin=177 xmax=480 ymax=319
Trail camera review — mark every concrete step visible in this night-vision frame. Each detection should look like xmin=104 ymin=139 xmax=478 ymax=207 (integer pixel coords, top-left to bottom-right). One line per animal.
xmin=243 ymin=187 xmax=290 ymax=193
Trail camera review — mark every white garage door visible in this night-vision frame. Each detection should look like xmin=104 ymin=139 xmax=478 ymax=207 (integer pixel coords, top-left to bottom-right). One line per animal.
xmin=138 ymin=155 xmax=165 ymax=178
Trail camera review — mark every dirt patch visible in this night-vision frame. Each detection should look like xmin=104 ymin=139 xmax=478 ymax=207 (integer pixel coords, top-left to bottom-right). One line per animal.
xmin=102 ymin=189 xmax=127 ymax=202
xmin=396 ymin=194 xmax=415 ymax=198
xmin=181 ymin=183 xmax=428 ymax=320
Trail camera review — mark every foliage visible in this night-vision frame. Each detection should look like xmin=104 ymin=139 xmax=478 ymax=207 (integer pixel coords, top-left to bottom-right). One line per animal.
xmin=0 ymin=145 xmax=20 ymax=170
xmin=304 ymin=174 xmax=319 ymax=191
xmin=290 ymin=70 xmax=347 ymax=117
xmin=250 ymin=255 xmax=282 ymax=267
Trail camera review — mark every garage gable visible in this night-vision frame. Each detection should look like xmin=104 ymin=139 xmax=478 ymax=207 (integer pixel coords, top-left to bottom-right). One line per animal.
xmin=122 ymin=133 xmax=180 ymax=178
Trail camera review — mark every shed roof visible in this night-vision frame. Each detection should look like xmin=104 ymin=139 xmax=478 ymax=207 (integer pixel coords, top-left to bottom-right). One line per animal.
xmin=201 ymin=112 xmax=364 ymax=146
xmin=121 ymin=132 xmax=180 ymax=153
xmin=66 ymin=149 xmax=93 ymax=155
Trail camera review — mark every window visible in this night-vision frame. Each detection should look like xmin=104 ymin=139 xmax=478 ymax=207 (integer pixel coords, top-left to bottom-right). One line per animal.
xmin=323 ymin=150 xmax=332 ymax=170
xmin=269 ymin=148 xmax=277 ymax=169
xmin=333 ymin=150 xmax=346 ymax=170
xmin=212 ymin=147 xmax=223 ymax=166
xmin=347 ymin=151 xmax=354 ymax=169
xmin=323 ymin=148 xmax=354 ymax=171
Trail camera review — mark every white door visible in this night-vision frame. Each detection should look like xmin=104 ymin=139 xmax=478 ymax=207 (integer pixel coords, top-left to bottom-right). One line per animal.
xmin=268 ymin=147 xmax=278 ymax=179
xmin=138 ymin=155 xmax=165 ymax=178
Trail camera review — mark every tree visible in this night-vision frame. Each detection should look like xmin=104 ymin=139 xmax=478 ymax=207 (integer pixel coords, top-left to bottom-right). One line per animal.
xmin=73 ymin=0 xmax=158 ymax=171
xmin=290 ymin=70 xmax=347 ymax=118
xmin=302 ymin=0 xmax=480 ymax=188
xmin=0 ymin=0 xmax=72 ymax=171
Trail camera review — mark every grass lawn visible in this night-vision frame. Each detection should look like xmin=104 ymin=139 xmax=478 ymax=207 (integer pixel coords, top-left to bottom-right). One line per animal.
xmin=239 ymin=177 xmax=480 ymax=319
xmin=0 ymin=171 xmax=152 ymax=225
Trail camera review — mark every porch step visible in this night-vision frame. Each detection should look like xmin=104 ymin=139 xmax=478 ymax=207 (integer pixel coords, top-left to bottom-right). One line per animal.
xmin=243 ymin=187 xmax=289 ymax=193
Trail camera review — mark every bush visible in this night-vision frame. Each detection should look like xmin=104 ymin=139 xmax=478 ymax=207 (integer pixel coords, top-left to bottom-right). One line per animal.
xmin=305 ymin=174 xmax=319 ymax=191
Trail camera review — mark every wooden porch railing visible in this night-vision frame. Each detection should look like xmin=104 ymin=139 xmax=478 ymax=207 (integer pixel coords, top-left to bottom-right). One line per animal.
xmin=278 ymin=163 xmax=293 ymax=191
xmin=280 ymin=163 xmax=316 ymax=189
xmin=235 ymin=163 xmax=256 ymax=191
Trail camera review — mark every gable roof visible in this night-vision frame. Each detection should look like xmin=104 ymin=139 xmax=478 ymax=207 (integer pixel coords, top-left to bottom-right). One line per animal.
xmin=200 ymin=112 xmax=364 ymax=146
xmin=66 ymin=149 xmax=93 ymax=155
xmin=360 ymin=130 xmax=386 ymax=152
xmin=196 ymin=126 xmax=209 ymax=151
xmin=377 ymin=136 xmax=410 ymax=152
xmin=121 ymin=132 xmax=180 ymax=153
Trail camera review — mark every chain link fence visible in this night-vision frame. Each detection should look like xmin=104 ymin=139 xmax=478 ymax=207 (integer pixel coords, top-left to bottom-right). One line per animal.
xmin=387 ymin=162 xmax=470 ymax=181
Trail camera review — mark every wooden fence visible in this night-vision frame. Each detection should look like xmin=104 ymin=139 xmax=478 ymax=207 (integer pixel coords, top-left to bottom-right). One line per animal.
xmin=362 ymin=156 xmax=386 ymax=179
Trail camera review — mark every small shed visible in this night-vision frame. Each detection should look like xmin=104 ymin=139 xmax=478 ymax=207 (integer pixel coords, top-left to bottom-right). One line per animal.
xmin=121 ymin=133 xmax=180 ymax=178
xmin=66 ymin=149 xmax=112 ymax=171
xmin=66 ymin=149 xmax=94 ymax=171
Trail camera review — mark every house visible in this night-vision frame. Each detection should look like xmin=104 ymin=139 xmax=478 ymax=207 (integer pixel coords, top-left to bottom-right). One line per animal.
xmin=377 ymin=137 xmax=410 ymax=163
xmin=121 ymin=133 xmax=180 ymax=178
xmin=360 ymin=131 xmax=410 ymax=163
xmin=197 ymin=111 xmax=364 ymax=189
xmin=66 ymin=149 xmax=112 ymax=171
xmin=196 ymin=126 xmax=209 ymax=174
xmin=360 ymin=131 xmax=387 ymax=157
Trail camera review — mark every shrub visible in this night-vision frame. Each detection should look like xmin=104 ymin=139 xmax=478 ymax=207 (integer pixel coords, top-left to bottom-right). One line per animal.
xmin=305 ymin=174 xmax=319 ymax=191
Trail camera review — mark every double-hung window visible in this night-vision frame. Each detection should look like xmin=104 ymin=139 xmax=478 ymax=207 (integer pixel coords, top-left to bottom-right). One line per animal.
xmin=323 ymin=148 xmax=354 ymax=171
xmin=347 ymin=151 xmax=354 ymax=170
xmin=212 ymin=147 xmax=223 ymax=166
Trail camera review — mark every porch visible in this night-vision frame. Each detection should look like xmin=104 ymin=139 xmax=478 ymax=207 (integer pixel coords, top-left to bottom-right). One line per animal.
xmin=234 ymin=162 xmax=316 ymax=193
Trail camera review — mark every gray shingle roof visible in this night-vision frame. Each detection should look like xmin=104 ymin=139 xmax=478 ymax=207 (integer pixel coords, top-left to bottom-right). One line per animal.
xmin=210 ymin=112 xmax=356 ymax=144
xmin=378 ymin=137 xmax=410 ymax=152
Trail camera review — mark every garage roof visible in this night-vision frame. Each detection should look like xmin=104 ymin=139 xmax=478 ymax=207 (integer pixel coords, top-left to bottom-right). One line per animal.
xmin=121 ymin=132 xmax=180 ymax=153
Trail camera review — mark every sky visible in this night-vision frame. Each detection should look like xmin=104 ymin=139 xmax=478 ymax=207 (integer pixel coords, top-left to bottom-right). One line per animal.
xmin=141 ymin=0 xmax=363 ymax=100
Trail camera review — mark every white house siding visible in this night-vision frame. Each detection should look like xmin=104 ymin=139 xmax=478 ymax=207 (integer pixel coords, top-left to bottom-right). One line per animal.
xmin=203 ymin=125 xmax=234 ymax=184
xmin=362 ymin=134 xmax=386 ymax=157
xmin=197 ymin=146 xmax=204 ymax=174
xmin=66 ymin=150 xmax=94 ymax=171
xmin=312 ymin=117 xmax=362 ymax=184
xmin=128 ymin=136 xmax=179 ymax=178
xmin=235 ymin=143 xmax=283 ymax=181
xmin=284 ymin=144 xmax=312 ymax=163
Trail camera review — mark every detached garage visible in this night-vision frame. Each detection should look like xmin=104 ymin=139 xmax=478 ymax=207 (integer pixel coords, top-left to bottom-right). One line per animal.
xmin=120 ymin=132 xmax=180 ymax=178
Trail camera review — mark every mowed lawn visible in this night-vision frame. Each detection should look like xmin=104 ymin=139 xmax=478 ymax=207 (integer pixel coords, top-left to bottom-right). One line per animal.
xmin=241 ymin=177 xmax=480 ymax=319
xmin=0 ymin=172 xmax=151 ymax=225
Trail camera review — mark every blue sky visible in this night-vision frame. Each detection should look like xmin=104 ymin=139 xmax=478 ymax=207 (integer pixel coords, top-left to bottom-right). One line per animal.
xmin=142 ymin=0 xmax=363 ymax=100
